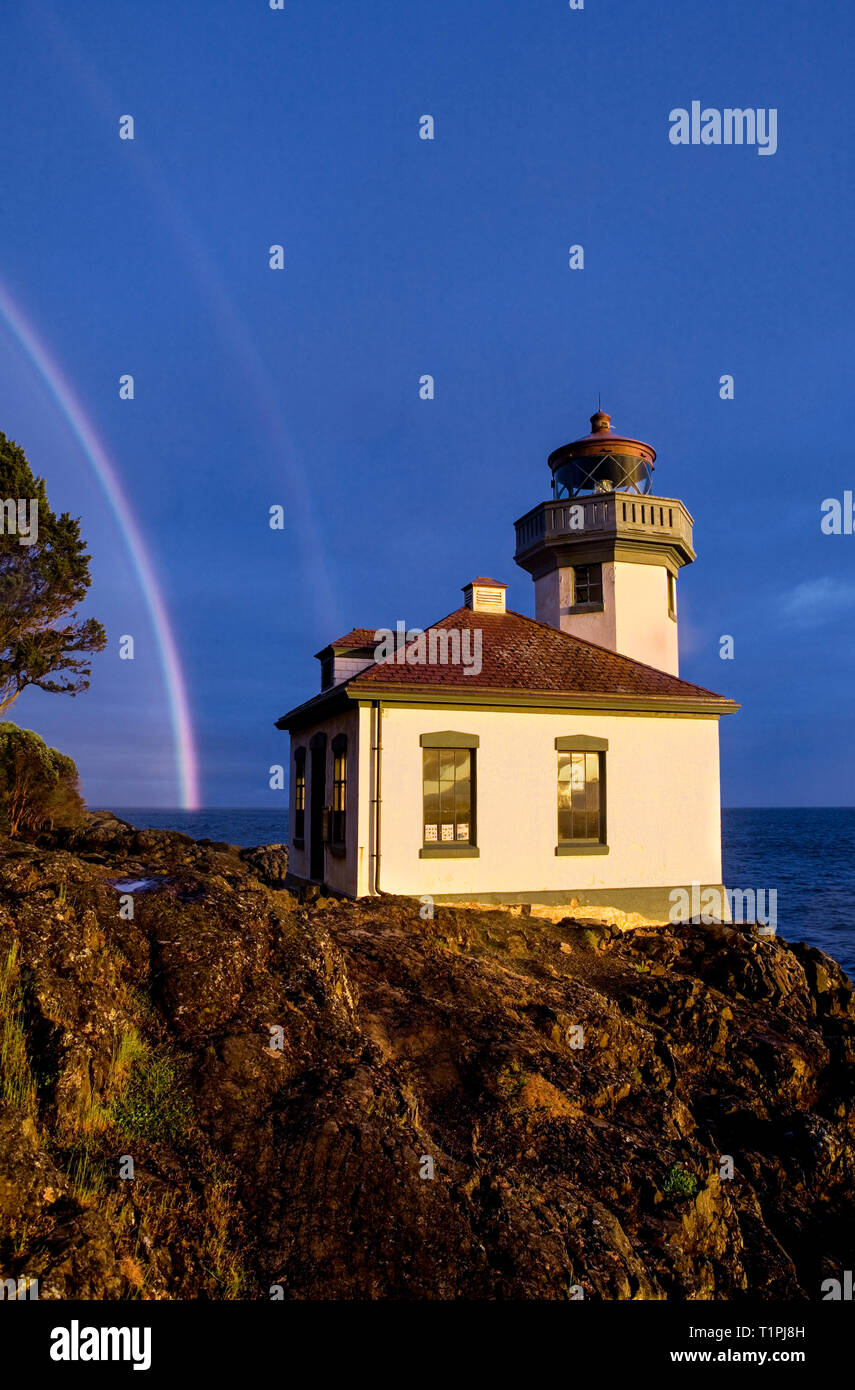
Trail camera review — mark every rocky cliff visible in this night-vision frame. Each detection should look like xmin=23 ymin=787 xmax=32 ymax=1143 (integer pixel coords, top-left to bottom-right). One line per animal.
xmin=1 ymin=812 xmax=853 ymax=1300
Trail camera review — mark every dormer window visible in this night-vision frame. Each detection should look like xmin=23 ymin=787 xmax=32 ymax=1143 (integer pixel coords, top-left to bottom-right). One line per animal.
xmin=315 ymin=632 xmax=378 ymax=690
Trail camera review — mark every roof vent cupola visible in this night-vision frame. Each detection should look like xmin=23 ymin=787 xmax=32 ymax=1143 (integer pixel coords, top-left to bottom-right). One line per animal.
xmin=463 ymin=577 xmax=507 ymax=614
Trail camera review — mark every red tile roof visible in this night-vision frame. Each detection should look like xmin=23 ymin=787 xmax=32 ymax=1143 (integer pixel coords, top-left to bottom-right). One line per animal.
xmin=316 ymin=628 xmax=380 ymax=654
xmin=466 ymin=576 xmax=507 ymax=588
xmin=278 ymin=607 xmax=738 ymax=729
xmin=346 ymin=606 xmax=732 ymax=702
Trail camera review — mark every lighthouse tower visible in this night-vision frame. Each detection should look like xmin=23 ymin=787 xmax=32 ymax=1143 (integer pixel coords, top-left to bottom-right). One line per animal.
xmin=513 ymin=410 xmax=695 ymax=676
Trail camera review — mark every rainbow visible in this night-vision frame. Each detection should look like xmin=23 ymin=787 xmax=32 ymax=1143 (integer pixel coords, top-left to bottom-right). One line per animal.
xmin=0 ymin=281 xmax=201 ymax=810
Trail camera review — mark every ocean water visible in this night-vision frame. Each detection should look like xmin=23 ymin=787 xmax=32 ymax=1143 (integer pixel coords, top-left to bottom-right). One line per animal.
xmin=108 ymin=806 xmax=855 ymax=979
xmin=109 ymin=808 xmax=291 ymax=850
xmin=721 ymin=808 xmax=855 ymax=980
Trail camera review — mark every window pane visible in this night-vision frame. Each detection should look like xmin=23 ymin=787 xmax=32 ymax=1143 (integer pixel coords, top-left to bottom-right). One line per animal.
xmin=558 ymin=749 xmax=603 ymax=841
xmin=424 ymin=745 xmax=474 ymax=844
xmin=571 ymin=753 xmax=586 ymax=818
xmin=423 ymin=749 xmax=439 ymax=836
xmin=585 ymin=754 xmax=599 ymax=807
xmin=574 ymin=564 xmax=603 ymax=604
xmin=454 ymin=749 xmax=470 ymax=819
xmin=558 ymin=754 xmax=573 ymax=838
xmin=333 ymin=755 xmax=345 ymax=813
xmin=453 ymin=747 xmax=469 ymax=776
xmin=294 ymin=748 xmax=306 ymax=842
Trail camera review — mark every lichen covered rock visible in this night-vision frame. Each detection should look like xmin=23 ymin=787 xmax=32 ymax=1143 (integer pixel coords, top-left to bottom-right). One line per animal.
xmin=1 ymin=827 xmax=853 ymax=1300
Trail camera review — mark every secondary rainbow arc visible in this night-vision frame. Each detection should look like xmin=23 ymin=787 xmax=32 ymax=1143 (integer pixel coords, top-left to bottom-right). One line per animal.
xmin=0 ymin=280 xmax=201 ymax=810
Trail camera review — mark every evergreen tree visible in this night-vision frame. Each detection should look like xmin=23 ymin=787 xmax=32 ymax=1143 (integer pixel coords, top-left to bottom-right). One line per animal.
xmin=0 ymin=430 xmax=106 ymax=713
xmin=0 ymin=722 xmax=85 ymax=836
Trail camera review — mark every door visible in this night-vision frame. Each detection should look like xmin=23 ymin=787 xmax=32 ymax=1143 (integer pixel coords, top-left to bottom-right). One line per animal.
xmin=309 ymin=737 xmax=326 ymax=881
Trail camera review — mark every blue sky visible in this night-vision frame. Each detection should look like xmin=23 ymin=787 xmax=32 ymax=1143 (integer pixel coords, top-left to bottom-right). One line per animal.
xmin=1 ymin=0 xmax=853 ymax=808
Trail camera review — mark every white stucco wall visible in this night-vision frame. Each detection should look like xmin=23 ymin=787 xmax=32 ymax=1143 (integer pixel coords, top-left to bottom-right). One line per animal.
xmin=535 ymin=560 xmax=679 ymax=675
xmin=613 ymin=561 xmax=679 ymax=675
xmin=366 ymin=704 xmax=722 ymax=900
xmin=356 ymin=703 xmax=375 ymax=897
xmin=288 ymin=707 xmax=361 ymax=895
xmin=535 ymin=565 xmax=618 ymax=650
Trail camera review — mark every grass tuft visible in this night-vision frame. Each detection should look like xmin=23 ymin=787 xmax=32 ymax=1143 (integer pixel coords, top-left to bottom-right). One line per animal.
xmin=110 ymin=1049 xmax=192 ymax=1145
xmin=0 ymin=942 xmax=38 ymax=1118
xmin=663 ymin=1162 xmax=701 ymax=1199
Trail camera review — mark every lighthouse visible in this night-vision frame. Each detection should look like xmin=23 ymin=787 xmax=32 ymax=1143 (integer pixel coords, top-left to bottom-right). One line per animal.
xmin=513 ymin=410 xmax=695 ymax=676
xmin=279 ymin=402 xmax=736 ymax=911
